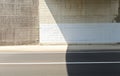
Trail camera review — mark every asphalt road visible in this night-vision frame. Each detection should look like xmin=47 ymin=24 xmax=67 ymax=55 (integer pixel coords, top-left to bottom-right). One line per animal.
xmin=0 ymin=50 xmax=120 ymax=76
xmin=66 ymin=50 xmax=120 ymax=76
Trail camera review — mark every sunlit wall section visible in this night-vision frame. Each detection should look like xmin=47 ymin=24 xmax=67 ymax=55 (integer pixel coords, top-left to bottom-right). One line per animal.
xmin=40 ymin=0 xmax=67 ymax=44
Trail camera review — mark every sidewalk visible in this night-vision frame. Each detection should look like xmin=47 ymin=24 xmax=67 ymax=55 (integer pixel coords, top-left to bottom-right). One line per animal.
xmin=0 ymin=44 xmax=120 ymax=52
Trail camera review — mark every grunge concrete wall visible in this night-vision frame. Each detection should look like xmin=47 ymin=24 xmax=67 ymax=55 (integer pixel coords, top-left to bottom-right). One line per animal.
xmin=0 ymin=0 xmax=119 ymax=45
xmin=40 ymin=0 xmax=119 ymax=24
xmin=0 ymin=0 xmax=39 ymax=45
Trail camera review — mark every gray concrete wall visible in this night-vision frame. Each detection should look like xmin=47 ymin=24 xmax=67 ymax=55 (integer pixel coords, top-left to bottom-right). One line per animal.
xmin=0 ymin=0 xmax=119 ymax=45
xmin=40 ymin=0 xmax=119 ymax=24
xmin=0 ymin=0 xmax=39 ymax=45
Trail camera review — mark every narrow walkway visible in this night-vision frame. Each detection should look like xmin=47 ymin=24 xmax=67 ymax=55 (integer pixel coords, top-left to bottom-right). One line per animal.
xmin=0 ymin=45 xmax=120 ymax=52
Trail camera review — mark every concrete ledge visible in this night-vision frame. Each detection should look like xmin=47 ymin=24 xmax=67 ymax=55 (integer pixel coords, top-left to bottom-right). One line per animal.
xmin=0 ymin=45 xmax=120 ymax=52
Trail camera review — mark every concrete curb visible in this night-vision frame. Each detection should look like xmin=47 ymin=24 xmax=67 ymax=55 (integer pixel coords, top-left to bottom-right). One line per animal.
xmin=0 ymin=45 xmax=120 ymax=52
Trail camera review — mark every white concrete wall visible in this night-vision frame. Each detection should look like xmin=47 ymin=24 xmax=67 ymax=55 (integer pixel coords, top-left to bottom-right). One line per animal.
xmin=40 ymin=24 xmax=120 ymax=44
xmin=40 ymin=0 xmax=120 ymax=44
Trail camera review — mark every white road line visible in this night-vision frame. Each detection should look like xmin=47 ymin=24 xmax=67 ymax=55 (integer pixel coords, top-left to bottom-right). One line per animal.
xmin=0 ymin=62 xmax=120 ymax=65
xmin=0 ymin=51 xmax=120 ymax=54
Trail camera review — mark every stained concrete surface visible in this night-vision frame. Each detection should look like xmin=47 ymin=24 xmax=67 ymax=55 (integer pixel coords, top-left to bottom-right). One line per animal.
xmin=0 ymin=0 xmax=39 ymax=45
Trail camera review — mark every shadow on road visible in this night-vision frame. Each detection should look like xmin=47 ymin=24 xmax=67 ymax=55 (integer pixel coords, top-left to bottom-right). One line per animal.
xmin=44 ymin=0 xmax=120 ymax=76
xmin=66 ymin=48 xmax=120 ymax=76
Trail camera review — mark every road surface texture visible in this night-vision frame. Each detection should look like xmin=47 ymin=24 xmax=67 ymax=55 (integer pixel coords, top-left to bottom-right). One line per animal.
xmin=0 ymin=45 xmax=120 ymax=76
xmin=0 ymin=46 xmax=120 ymax=76
xmin=66 ymin=49 xmax=120 ymax=76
